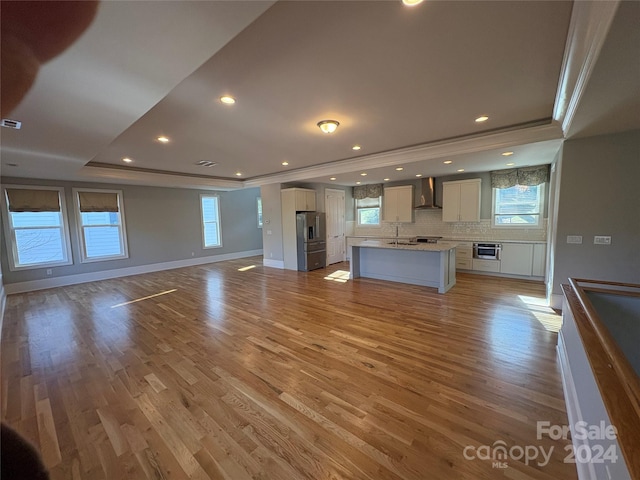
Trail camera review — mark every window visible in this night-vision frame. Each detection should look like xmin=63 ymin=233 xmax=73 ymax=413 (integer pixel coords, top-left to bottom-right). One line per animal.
xmin=257 ymin=197 xmax=263 ymax=228
xmin=1 ymin=186 xmax=73 ymax=270
xmin=492 ymin=184 xmax=544 ymax=227
xmin=200 ymin=194 xmax=222 ymax=248
xmin=356 ymin=196 xmax=381 ymax=226
xmin=74 ymin=189 xmax=128 ymax=262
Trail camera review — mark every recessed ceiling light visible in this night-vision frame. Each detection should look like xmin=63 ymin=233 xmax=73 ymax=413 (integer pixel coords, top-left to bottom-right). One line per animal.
xmin=330 ymin=177 xmax=337 ymax=181
xmin=235 ymin=172 xmax=242 ymax=176
xmin=122 ymin=157 xmax=133 ymax=163
xmin=360 ymin=172 xmax=367 ymax=176
xmin=157 ymin=136 xmax=170 ymax=143
xmin=282 ymin=161 xmax=289 ymax=166
xmin=402 ymin=0 xmax=424 ymax=5
xmin=220 ymin=96 xmax=236 ymax=104
xmin=501 ymin=151 xmax=514 ymax=156
xmin=416 ymin=174 xmax=422 ymax=177
xmin=383 ymin=178 xmax=390 ymax=181
xmin=457 ymin=168 xmax=465 ymax=172
xmin=356 ymin=181 xmax=361 ymax=185
xmin=395 ymin=167 xmax=404 ymax=171
xmin=317 ymin=120 xmax=339 ymax=134
xmin=443 ymin=160 xmax=453 ymax=164
xmin=506 ymin=162 xmax=515 ymax=166
xmin=352 ymin=145 xmax=361 ymax=151
xmin=475 ymin=115 xmax=489 ymax=123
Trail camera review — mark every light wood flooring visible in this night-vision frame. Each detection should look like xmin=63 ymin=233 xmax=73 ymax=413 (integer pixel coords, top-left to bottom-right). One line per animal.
xmin=1 ymin=257 xmax=577 ymax=479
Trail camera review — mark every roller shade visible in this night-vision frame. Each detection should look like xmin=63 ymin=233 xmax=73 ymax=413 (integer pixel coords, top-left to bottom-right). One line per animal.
xmin=78 ymin=191 xmax=119 ymax=212
xmin=6 ymin=188 xmax=60 ymax=212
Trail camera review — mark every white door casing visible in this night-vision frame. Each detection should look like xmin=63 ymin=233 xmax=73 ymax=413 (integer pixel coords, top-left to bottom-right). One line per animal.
xmin=325 ymin=188 xmax=345 ymax=265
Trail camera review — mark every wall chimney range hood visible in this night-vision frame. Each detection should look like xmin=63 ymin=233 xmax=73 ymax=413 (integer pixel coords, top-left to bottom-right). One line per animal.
xmin=414 ymin=177 xmax=441 ymax=209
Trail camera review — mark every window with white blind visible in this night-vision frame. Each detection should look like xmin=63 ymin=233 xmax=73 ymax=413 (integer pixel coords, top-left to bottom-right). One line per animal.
xmin=74 ymin=188 xmax=128 ymax=262
xmin=356 ymin=196 xmax=381 ymax=226
xmin=200 ymin=194 xmax=222 ymax=248
xmin=1 ymin=186 xmax=73 ymax=270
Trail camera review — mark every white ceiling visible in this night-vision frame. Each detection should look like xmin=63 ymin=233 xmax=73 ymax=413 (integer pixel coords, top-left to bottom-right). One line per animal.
xmin=1 ymin=0 xmax=638 ymax=190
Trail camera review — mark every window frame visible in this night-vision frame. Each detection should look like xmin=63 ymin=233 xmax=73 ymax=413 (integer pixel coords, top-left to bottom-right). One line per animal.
xmin=257 ymin=197 xmax=263 ymax=228
xmin=1 ymin=185 xmax=73 ymax=271
xmin=73 ymin=188 xmax=129 ymax=263
xmin=200 ymin=194 xmax=223 ymax=249
xmin=491 ymin=183 xmax=545 ymax=229
xmin=356 ymin=196 xmax=381 ymax=227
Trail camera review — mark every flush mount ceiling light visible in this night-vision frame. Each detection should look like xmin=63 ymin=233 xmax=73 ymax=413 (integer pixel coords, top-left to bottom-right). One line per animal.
xmin=317 ymin=120 xmax=339 ymax=134
xmin=220 ymin=96 xmax=236 ymax=105
xmin=502 ymin=151 xmax=514 ymax=156
xmin=352 ymin=145 xmax=361 ymax=151
xmin=157 ymin=136 xmax=170 ymax=143
xmin=443 ymin=160 xmax=453 ymax=164
xmin=402 ymin=0 xmax=424 ymax=5
xmin=475 ymin=115 xmax=489 ymax=123
xmin=122 ymin=157 xmax=133 ymax=163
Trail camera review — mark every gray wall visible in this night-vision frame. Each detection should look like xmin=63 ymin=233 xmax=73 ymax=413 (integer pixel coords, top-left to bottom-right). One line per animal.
xmin=0 ymin=177 xmax=262 ymax=285
xmin=551 ymin=129 xmax=640 ymax=295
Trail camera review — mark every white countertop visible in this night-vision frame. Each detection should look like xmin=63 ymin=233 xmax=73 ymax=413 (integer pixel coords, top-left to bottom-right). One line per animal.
xmin=347 ymin=235 xmax=546 ymax=244
xmin=355 ymin=239 xmax=458 ymax=252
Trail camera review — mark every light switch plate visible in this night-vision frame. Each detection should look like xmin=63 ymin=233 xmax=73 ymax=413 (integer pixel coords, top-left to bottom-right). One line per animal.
xmin=594 ymin=236 xmax=612 ymax=245
xmin=567 ymin=235 xmax=582 ymax=244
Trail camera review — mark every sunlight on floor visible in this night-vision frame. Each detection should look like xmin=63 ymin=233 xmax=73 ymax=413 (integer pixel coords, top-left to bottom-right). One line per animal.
xmin=518 ymin=294 xmax=562 ymax=332
xmin=324 ymin=269 xmax=351 ymax=283
xmin=238 ymin=265 xmax=256 ymax=272
xmin=111 ymin=289 xmax=177 ymax=308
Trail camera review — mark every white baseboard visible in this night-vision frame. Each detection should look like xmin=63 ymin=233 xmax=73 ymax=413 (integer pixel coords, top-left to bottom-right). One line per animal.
xmin=4 ymin=249 xmax=263 ymax=294
xmin=263 ymin=258 xmax=284 ymax=269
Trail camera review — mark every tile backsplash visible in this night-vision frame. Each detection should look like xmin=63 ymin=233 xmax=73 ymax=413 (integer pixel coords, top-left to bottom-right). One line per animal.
xmin=353 ymin=209 xmax=547 ymax=242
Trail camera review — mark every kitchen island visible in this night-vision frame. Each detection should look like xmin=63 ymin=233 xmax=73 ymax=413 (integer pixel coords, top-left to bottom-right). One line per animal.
xmin=350 ymin=240 xmax=458 ymax=293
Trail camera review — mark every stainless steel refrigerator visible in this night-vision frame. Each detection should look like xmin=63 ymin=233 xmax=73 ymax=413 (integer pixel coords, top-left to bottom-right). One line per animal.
xmin=296 ymin=212 xmax=326 ymax=271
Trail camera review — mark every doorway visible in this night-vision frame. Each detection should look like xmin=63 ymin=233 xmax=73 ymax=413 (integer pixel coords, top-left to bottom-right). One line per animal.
xmin=325 ymin=188 xmax=346 ymax=265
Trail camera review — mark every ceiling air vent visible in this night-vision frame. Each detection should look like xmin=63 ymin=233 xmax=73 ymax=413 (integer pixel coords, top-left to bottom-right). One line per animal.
xmin=1 ymin=119 xmax=22 ymax=129
xmin=196 ymin=161 xmax=217 ymax=167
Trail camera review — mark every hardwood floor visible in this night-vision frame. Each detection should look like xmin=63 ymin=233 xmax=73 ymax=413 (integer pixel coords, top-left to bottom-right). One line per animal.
xmin=1 ymin=257 xmax=577 ymax=479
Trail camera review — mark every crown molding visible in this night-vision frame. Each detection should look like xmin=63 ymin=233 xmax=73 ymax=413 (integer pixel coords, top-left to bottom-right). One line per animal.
xmin=244 ymin=121 xmax=563 ymax=187
xmin=552 ymin=0 xmax=620 ymax=136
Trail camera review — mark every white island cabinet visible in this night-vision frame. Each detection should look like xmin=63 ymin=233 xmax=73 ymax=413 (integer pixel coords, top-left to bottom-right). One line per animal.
xmin=350 ymin=240 xmax=457 ymax=293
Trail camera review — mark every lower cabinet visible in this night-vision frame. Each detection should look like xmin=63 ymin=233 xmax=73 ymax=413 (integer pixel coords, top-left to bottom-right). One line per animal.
xmin=500 ymin=243 xmax=534 ymax=276
xmin=532 ymin=244 xmax=546 ymax=277
xmin=455 ymin=242 xmax=473 ymax=270
xmin=472 ymin=259 xmax=501 ymax=273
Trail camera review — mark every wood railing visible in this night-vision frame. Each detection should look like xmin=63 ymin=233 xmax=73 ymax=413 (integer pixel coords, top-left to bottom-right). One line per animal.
xmin=565 ymin=278 xmax=640 ymax=479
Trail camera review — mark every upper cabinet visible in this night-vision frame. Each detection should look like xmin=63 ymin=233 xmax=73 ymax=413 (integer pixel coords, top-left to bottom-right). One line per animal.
xmin=442 ymin=179 xmax=481 ymax=222
xmin=284 ymin=188 xmax=316 ymax=211
xmin=383 ymin=185 xmax=414 ymax=223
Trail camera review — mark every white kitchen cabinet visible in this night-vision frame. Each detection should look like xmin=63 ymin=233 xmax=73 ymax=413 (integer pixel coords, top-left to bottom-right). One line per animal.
xmin=442 ymin=179 xmax=481 ymax=222
xmin=383 ymin=185 xmax=414 ymax=223
xmin=281 ymin=188 xmax=317 ymax=270
xmin=455 ymin=241 xmax=473 ymax=270
xmin=500 ymin=243 xmax=534 ymax=276
xmin=532 ymin=243 xmax=546 ymax=277
xmin=472 ymin=259 xmax=500 ymax=273
xmin=290 ymin=188 xmax=316 ymax=211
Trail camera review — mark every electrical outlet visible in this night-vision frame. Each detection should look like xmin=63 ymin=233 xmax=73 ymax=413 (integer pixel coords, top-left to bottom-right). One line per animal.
xmin=267 ymin=230 xmax=272 ymax=235
xmin=594 ymin=236 xmax=611 ymax=245
xmin=566 ymin=235 xmax=582 ymax=244
xmin=46 ymin=269 xmax=52 ymax=276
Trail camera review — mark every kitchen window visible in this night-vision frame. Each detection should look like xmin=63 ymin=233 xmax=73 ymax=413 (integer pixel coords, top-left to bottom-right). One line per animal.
xmin=200 ymin=194 xmax=222 ymax=248
xmin=356 ymin=196 xmax=381 ymax=226
xmin=492 ymin=184 xmax=544 ymax=227
xmin=74 ymin=189 xmax=128 ymax=262
xmin=1 ymin=185 xmax=73 ymax=270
